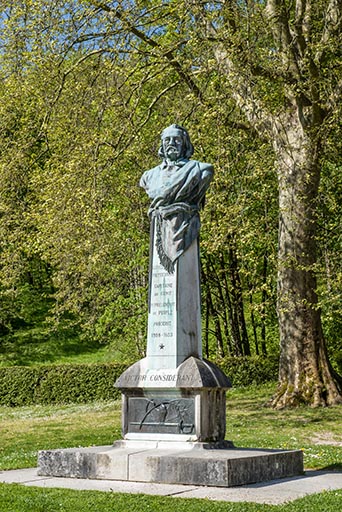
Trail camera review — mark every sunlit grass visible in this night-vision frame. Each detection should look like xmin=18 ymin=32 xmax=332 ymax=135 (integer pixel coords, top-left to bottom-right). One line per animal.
xmin=0 ymin=483 xmax=341 ymax=512
xmin=226 ymin=384 xmax=342 ymax=470
xmin=0 ymin=384 xmax=341 ymax=510
xmin=0 ymin=400 xmax=122 ymax=470
xmin=0 ymin=383 xmax=341 ymax=472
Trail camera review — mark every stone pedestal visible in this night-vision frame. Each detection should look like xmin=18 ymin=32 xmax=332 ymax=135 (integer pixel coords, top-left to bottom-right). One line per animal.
xmin=116 ymin=356 xmax=230 ymax=442
xmin=36 ymin=132 xmax=305 ymax=487
xmin=115 ymin=226 xmax=231 ymax=443
xmin=38 ymin=444 xmax=304 ymax=487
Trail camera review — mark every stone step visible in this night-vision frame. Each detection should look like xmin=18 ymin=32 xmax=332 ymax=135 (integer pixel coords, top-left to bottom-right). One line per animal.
xmin=38 ymin=443 xmax=303 ymax=487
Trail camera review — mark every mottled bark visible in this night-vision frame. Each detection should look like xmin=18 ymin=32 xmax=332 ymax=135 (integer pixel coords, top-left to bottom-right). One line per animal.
xmin=271 ymin=114 xmax=342 ymax=406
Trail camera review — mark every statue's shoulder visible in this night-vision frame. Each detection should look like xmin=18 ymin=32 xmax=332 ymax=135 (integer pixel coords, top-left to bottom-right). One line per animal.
xmin=143 ymin=163 xmax=162 ymax=177
xmin=140 ymin=164 xmax=162 ymax=187
xmin=192 ymin=160 xmax=214 ymax=174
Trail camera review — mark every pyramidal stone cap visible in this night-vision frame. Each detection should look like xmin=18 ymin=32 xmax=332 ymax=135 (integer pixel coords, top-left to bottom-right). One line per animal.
xmin=115 ymin=356 xmax=231 ymax=390
xmin=176 ymin=357 xmax=231 ymax=388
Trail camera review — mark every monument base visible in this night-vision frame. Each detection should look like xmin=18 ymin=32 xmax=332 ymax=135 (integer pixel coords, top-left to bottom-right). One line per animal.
xmin=38 ymin=442 xmax=303 ymax=487
xmin=116 ymin=356 xmax=231 ymax=442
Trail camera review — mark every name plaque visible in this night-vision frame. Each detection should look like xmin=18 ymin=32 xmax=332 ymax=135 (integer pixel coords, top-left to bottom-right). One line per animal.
xmin=118 ymin=367 xmax=194 ymax=388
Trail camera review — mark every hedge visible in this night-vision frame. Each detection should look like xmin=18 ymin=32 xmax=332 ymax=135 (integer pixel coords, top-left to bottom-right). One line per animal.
xmin=0 ymin=363 xmax=127 ymax=407
xmin=218 ymin=355 xmax=279 ymax=388
xmin=0 ymin=356 xmax=279 ymax=407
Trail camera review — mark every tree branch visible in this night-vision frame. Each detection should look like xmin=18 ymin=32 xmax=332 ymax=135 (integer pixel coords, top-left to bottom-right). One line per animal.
xmin=191 ymin=3 xmax=275 ymax=135
xmin=294 ymin=0 xmax=311 ymax=56
xmin=265 ymin=0 xmax=302 ymax=79
xmin=317 ymin=0 xmax=342 ymax=64
xmin=39 ymin=49 xmax=106 ymax=136
xmin=89 ymin=1 xmax=204 ymax=102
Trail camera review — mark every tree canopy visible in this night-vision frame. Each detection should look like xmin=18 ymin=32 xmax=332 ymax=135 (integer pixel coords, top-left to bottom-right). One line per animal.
xmin=0 ymin=0 xmax=341 ymax=406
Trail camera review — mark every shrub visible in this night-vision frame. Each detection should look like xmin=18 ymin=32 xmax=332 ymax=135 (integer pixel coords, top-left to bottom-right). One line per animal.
xmin=217 ymin=355 xmax=279 ymax=387
xmin=0 ymin=357 xmax=279 ymax=406
xmin=0 ymin=363 xmax=127 ymax=406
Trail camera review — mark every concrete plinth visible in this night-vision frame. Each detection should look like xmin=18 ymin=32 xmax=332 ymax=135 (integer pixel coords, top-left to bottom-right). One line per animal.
xmin=38 ymin=443 xmax=303 ymax=487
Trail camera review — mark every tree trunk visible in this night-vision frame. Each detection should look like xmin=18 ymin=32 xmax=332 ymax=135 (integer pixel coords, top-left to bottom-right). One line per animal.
xmin=206 ymin=254 xmax=231 ymax=351
xmin=228 ymin=244 xmax=251 ymax=356
xmin=247 ymin=281 xmax=259 ymax=355
xmin=261 ymin=251 xmax=268 ymax=356
xmin=271 ymin=114 xmax=342 ymax=407
xmin=204 ymin=259 xmax=225 ymax=357
xmin=223 ymin=266 xmax=242 ymax=356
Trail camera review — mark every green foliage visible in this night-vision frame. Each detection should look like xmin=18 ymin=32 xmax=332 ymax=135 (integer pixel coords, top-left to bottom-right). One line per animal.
xmin=0 ymin=0 xmax=340 ymax=381
xmin=0 ymin=363 xmax=126 ymax=406
xmin=317 ymin=159 xmax=342 ymax=366
xmin=219 ymin=356 xmax=279 ymax=387
xmin=0 ymin=357 xmax=278 ymax=407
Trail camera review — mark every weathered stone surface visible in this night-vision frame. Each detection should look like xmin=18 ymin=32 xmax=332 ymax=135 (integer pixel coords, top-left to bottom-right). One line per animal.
xmin=38 ymin=444 xmax=304 ymax=487
xmin=38 ymin=446 xmax=128 ymax=480
xmin=118 ymin=387 xmax=228 ymax=442
xmin=146 ymin=236 xmax=202 ymax=370
xmin=115 ymin=356 xmax=231 ymax=390
xmin=176 ymin=357 xmax=231 ymax=388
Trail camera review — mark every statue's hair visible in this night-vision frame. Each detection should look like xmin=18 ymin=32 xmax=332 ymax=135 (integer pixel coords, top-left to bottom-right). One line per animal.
xmin=158 ymin=124 xmax=194 ymax=159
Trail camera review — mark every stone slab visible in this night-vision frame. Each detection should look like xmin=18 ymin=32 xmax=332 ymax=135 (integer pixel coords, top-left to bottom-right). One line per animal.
xmin=1 ymin=468 xmax=342 ymax=505
xmin=38 ymin=444 xmax=303 ymax=487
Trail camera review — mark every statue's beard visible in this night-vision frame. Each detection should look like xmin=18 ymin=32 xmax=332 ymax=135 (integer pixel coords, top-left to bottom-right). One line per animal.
xmin=166 ymin=146 xmax=180 ymax=160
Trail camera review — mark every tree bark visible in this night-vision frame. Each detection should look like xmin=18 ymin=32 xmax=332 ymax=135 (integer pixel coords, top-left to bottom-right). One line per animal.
xmin=261 ymin=251 xmax=268 ymax=356
xmin=204 ymin=259 xmax=225 ymax=357
xmin=247 ymin=281 xmax=259 ymax=355
xmin=228 ymin=243 xmax=251 ymax=356
xmin=271 ymin=112 xmax=342 ymax=407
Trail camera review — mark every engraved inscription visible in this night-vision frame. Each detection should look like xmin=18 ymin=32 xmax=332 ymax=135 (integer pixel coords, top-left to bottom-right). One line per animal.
xmin=147 ymin=239 xmax=177 ymax=359
xmin=121 ymin=372 xmax=192 ymax=385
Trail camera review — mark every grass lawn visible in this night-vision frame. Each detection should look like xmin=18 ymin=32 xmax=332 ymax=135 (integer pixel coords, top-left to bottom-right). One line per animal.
xmin=0 ymin=484 xmax=341 ymax=512
xmin=0 ymin=383 xmax=341 ymax=511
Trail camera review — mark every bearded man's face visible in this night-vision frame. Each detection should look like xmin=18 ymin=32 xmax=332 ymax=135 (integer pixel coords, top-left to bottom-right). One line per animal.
xmin=162 ymin=134 xmax=183 ymax=162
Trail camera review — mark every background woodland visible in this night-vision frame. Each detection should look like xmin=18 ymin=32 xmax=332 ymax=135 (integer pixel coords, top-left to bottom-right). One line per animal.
xmin=0 ymin=1 xmax=341 ymax=405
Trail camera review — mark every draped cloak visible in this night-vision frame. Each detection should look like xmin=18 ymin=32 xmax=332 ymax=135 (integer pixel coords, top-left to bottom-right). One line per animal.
xmin=140 ymin=159 xmax=213 ymax=273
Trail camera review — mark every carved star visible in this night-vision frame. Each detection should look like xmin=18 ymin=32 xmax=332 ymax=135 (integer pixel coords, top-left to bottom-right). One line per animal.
xmin=159 ymin=343 xmax=165 ymax=349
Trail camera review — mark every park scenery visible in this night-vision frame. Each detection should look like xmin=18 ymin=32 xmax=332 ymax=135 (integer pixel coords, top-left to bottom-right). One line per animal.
xmin=0 ymin=1 xmax=341 ymax=511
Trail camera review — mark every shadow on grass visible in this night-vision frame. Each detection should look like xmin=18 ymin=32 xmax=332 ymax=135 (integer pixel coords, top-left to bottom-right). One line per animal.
xmin=320 ymin=463 xmax=342 ymax=471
